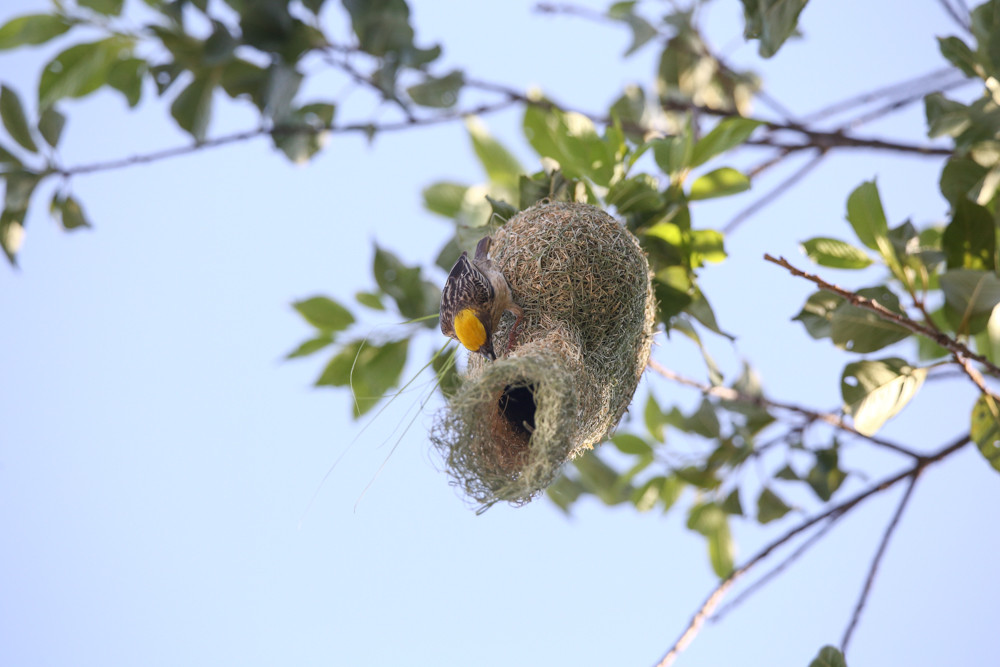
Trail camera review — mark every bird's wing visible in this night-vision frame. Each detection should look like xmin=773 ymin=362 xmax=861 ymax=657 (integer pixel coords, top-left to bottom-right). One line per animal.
xmin=440 ymin=252 xmax=494 ymax=336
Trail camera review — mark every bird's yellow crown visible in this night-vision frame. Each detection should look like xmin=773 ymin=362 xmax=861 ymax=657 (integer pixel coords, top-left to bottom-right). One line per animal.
xmin=454 ymin=308 xmax=487 ymax=351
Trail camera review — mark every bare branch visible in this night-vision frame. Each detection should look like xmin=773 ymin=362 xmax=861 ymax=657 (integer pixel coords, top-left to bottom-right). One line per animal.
xmin=646 ymin=359 xmax=923 ymax=459
xmin=53 ymin=98 xmax=521 ymax=179
xmin=840 ymin=473 xmax=920 ymax=654
xmin=836 ymin=75 xmax=972 ymax=131
xmin=799 ymin=67 xmax=961 ymax=124
xmin=712 ymin=513 xmax=844 ymax=622
xmin=662 ymin=100 xmax=953 ymax=157
xmin=652 ymin=435 xmax=969 ymax=667
xmin=763 ymin=254 xmax=1000 ymax=383
xmin=936 ymin=0 xmax=973 ymax=34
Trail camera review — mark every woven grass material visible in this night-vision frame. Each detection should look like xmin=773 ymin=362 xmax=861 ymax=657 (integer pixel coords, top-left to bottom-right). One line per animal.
xmin=431 ymin=202 xmax=656 ymax=508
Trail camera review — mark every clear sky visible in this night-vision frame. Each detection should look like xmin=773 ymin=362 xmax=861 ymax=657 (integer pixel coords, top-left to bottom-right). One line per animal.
xmin=2 ymin=1 xmax=998 ymax=666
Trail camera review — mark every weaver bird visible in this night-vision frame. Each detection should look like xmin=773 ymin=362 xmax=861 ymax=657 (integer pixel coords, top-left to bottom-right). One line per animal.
xmin=440 ymin=236 xmax=523 ymax=360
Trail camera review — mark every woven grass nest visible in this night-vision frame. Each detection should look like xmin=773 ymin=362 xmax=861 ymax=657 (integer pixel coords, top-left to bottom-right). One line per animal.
xmin=431 ymin=201 xmax=656 ymax=509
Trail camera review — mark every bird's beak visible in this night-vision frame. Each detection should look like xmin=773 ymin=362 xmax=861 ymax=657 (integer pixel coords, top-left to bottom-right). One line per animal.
xmin=480 ymin=340 xmax=496 ymax=361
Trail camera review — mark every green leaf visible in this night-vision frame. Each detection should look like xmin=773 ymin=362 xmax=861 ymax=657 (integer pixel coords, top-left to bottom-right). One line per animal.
xmin=708 ymin=521 xmax=734 ymax=576
xmin=407 ymin=69 xmax=464 ymax=108
xmin=0 ymin=14 xmax=71 ymax=50
xmin=52 ymin=194 xmax=90 ymax=230
xmin=285 ymin=333 xmax=334 ymax=359
xmin=939 ymin=269 xmax=1000 ymax=334
xmin=37 ymin=106 xmax=65 ymax=148
xmin=807 ymin=448 xmax=845 ymax=501
xmin=293 ymin=296 xmax=355 ymax=332
xmin=355 ymin=291 xmax=384 ymax=311
xmin=607 ymin=2 xmax=658 ymax=56
xmin=105 ymin=57 xmax=146 ymax=108
xmin=756 ymin=487 xmax=792 ymax=523
xmin=688 ymin=167 xmax=750 ymax=200
xmin=740 ymin=0 xmax=809 ymax=58
xmin=800 ymin=237 xmax=872 ymax=269
xmin=845 ymin=180 xmax=889 ymax=251
xmin=793 ymin=290 xmax=845 ymax=340
xmin=644 ymin=392 xmax=666 ymax=441
xmin=721 ymin=488 xmax=743 ymax=515
xmin=39 ymin=38 xmax=124 ymax=109
xmin=971 ymin=394 xmax=1000 ymax=473
xmin=0 ymin=86 xmax=37 ymax=152
xmin=1 ymin=207 xmax=26 ymax=264
xmin=829 ymin=287 xmax=910 ymax=353
xmin=939 ymin=36 xmax=980 ymax=78
xmin=522 ymin=105 xmax=616 ymax=187
xmin=316 ymin=338 xmax=409 ymax=417
xmin=841 ymin=358 xmax=927 ymax=436
xmin=925 ymin=93 xmax=970 ymax=139
xmin=690 ymin=118 xmax=763 ymax=167
xmin=651 ymin=133 xmax=692 ymax=177
xmin=942 ymin=199 xmax=995 ymax=270
xmin=431 ymin=345 xmax=461 ymax=398
xmin=632 ymin=476 xmax=665 ymax=512
xmin=612 ymin=433 xmax=653 ymax=456
xmin=606 ymin=174 xmax=664 ymax=213
xmin=3 ymin=170 xmax=41 ymax=211
xmin=467 ymin=116 xmax=522 ymax=190
xmin=547 ymin=475 xmax=587 ymax=513
xmin=0 ymin=142 xmax=21 ymax=169
xmin=170 ymin=75 xmax=214 ymax=141
xmin=203 ymin=20 xmax=237 ymax=66
xmin=343 ymin=0 xmax=418 ymax=58
xmin=422 ymin=182 xmax=468 ymax=218
xmin=573 ymin=451 xmax=631 ymax=505
xmin=809 ymin=645 xmax=847 ymax=667
xmin=485 ymin=195 xmax=517 ymax=223
xmin=373 ymin=244 xmax=438 ymax=322
xmin=273 ymin=103 xmax=334 ymax=164
xmin=79 ymin=0 xmax=125 ymax=15
xmin=940 ymin=158 xmax=989 ymax=206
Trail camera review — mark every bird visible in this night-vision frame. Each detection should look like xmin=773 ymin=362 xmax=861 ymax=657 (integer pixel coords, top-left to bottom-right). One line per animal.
xmin=440 ymin=236 xmax=523 ymax=360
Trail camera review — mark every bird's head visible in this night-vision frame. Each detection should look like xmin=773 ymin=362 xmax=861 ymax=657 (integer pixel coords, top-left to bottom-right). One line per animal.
xmin=453 ymin=307 xmax=495 ymax=360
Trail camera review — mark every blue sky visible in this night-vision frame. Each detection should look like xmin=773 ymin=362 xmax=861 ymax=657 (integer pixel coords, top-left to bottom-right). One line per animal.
xmin=2 ymin=1 xmax=998 ymax=666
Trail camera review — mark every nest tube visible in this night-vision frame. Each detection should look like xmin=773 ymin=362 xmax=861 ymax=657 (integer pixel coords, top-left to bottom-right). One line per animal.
xmin=431 ymin=202 xmax=656 ymax=508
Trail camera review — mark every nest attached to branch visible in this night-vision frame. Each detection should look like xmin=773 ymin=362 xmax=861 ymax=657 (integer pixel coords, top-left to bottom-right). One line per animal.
xmin=431 ymin=202 xmax=656 ymax=508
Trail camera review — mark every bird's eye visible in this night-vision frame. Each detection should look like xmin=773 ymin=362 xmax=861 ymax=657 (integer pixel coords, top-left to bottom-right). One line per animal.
xmin=454 ymin=308 xmax=487 ymax=351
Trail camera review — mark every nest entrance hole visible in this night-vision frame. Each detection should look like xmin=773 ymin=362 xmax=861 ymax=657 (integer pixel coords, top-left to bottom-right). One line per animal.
xmin=485 ymin=382 xmax=537 ymax=472
xmin=499 ymin=383 xmax=537 ymax=437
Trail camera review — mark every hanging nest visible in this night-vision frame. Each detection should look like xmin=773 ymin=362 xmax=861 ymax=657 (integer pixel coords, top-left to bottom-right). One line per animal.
xmin=431 ymin=201 xmax=656 ymax=508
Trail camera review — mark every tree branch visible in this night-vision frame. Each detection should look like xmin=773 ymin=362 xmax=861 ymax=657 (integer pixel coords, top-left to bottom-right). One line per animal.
xmin=646 ymin=359 xmax=923 ymax=459
xmin=652 ymin=434 xmax=969 ymax=667
xmin=763 ymin=254 xmax=1000 ymax=382
xmin=711 ymin=512 xmax=844 ymax=623
xmin=52 ymin=98 xmax=521 ymax=179
xmin=840 ymin=472 xmax=920 ymax=654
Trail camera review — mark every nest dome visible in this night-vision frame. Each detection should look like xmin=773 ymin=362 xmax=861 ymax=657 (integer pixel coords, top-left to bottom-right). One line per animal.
xmin=431 ymin=201 xmax=656 ymax=508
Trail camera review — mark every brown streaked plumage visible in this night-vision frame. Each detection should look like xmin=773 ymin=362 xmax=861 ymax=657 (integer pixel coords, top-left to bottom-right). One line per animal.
xmin=440 ymin=236 xmax=523 ymax=360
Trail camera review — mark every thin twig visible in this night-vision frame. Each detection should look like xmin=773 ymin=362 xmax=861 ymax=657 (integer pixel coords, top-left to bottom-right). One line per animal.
xmin=646 ymin=360 xmax=923 ymax=459
xmin=838 ymin=75 xmax=972 ymax=131
xmin=722 ymin=151 xmax=827 ymax=234
xmin=652 ymin=434 xmax=969 ymax=667
xmin=711 ymin=512 xmax=844 ymax=622
xmin=661 ymin=100 xmax=953 ymax=157
xmin=936 ymin=0 xmax=973 ymax=34
xmin=840 ymin=473 xmax=920 ymax=654
xmin=53 ymin=98 xmax=520 ymax=178
xmin=763 ymin=254 xmax=1000 ymax=382
xmin=799 ymin=68 xmax=959 ymax=124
